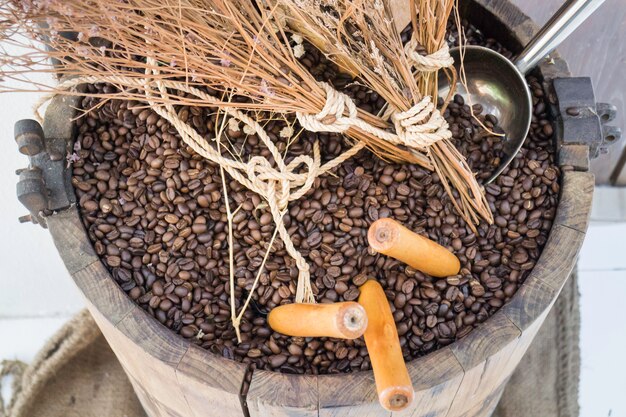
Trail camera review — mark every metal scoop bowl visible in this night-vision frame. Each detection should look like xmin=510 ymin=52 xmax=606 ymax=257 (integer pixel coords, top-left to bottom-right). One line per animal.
xmin=438 ymin=0 xmax=605 ymax=183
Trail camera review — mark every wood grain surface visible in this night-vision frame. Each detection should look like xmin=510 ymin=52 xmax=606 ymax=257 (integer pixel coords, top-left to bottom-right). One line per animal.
xmin=246 ymin=371 xmax=318 ymax=417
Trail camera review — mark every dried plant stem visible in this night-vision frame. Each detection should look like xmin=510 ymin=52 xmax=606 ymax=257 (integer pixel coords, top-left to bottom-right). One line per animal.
xmin=214 ymin=107 xmax=244 ymax=341
xmin=227 ymin=199 xmax=244 ymax=342
xmin=453 ymin=4 xmax=504 ymax=139
xmin=414 ymin=0 xmax=493 ymax=226
xmin=232 ymin=226 xmax=281 ymax=343
xmin=214 ymin=106 xmax=279 ymax=343
xmin=0 ymin=0 xmax=494 ymax=310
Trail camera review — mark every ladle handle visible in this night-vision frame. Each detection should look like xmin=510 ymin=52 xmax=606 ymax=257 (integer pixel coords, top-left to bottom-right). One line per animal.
xmin=514 ymin=0 xmax=605 ymax=74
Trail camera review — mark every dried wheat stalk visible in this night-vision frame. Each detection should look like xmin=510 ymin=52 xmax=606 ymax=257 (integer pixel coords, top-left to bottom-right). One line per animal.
xmin=0 ymin=0 xmax=435 ymax=307
xmin=1 ymin=0 xmax=492 ymax=227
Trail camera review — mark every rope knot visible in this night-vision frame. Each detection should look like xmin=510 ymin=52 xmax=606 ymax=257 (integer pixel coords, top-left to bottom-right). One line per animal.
xmin=245 ymin=142 xmax=321 ymax=211
xmin=296 ymin=82 xmax=358 ymax=133
xmin=405 ymin=37 xmax=454 ymax=72
xmin=243 ymin=145 xmax=321 ymax=305
xmin=245 ymin=156 xmax=288 ymax=210
xmin=390 ymin=96 xmax=452 ymax=149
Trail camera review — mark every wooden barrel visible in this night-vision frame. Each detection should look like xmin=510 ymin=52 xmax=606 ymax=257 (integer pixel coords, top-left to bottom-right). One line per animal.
xmin=39 ymin=1 xmax=594 ymax=416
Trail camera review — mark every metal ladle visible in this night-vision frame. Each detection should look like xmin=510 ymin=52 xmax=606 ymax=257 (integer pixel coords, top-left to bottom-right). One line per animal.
xmin=438 ymin=0 xmax=606 ymax=183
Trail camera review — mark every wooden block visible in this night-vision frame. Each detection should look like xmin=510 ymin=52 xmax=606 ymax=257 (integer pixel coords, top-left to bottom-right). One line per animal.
xmin=396 ymin=348 xmax=464 ymax=417
xmin=176 ymin=344 xmax=248 ymax=417
xmin=47 ymin=207 xmax=98 ymax=274
xmin=558 ymin=144 xmax=590 ymax=171
xmin=247 ymin=370 xmax=318 ymax=417
xmin=555 ymin=171 xmax=595 ymax=233
xmin=318 ymin=372 xmax=386 ymax=417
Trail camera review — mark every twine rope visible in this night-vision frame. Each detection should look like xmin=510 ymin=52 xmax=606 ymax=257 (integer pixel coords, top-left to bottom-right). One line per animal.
xmin=296 ymin=82 xmax=451 ymax=150
xmin=390 ymin=96 xmax=452 ymax=147
xmin=404 ymin=37 xmax=454 ymax=72
xmin=42 ymin=63 xmax=450 ymax=303
xmin=44 ymin=72 xmax=365 ymax=304
xmin=145 ymin=60 xmax=328 ymax=305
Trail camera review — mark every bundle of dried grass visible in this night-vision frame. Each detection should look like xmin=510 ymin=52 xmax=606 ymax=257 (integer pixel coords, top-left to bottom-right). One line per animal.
xmin=275 ymin=0 xmax=493 ymax=226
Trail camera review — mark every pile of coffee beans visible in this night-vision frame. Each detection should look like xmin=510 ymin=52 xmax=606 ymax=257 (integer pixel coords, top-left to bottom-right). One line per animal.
xmin=71 ymin=21 xmax=560 ymax=375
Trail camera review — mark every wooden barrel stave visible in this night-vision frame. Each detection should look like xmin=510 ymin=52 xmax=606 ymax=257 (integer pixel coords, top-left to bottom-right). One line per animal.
xmin=554 ymin=172 xmax=595 ymax=235
xmin=318 ymin=372 xmax=383 ymax=417
xmin=246 ymin=371 xmax=318 ymax=417
xmin=398 ymin=348 xmax=464 ymax=417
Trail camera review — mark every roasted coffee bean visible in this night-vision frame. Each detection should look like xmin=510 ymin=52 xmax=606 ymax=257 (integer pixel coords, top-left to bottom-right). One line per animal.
xmin=270 ymin=354 xmax=288 ymax=368
xmin=307 ymin=231 xmax=322 ymax=247
xmin=74 ymin=19 xmax=559 ymax=375
xmin=343 ymin=288 xmax=360 ymax=301
xmin=352 ymin=274 xmax=368 ymax=286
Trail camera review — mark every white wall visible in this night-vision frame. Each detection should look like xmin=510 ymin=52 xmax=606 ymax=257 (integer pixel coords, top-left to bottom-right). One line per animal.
xmin=0 ymin=42 xmax=84 ymax=323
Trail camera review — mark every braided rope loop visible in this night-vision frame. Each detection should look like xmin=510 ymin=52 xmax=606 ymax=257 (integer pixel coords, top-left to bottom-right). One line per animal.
xmin=295 ymin=82 xmax=451 ymax=151
xmin=391 ymin=96 xmax=452 ymax=149
xmin=404 ymin=37 xmax=454 ymax=72
xmin=296 ymin=82 xmax=358 ymax=134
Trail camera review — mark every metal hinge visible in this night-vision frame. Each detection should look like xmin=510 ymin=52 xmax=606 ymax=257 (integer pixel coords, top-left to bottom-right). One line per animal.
xmin=14 ymin=119 xmax=74 ymax=228
xmin=553 ymin=77 xmax=622 ymax=159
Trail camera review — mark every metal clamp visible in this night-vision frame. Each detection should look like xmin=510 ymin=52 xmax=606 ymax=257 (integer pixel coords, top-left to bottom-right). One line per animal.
xmin=552 ymin=77 xmax=622 ymax=158
xmin=14 ymin=119 xmax=74 ymax=228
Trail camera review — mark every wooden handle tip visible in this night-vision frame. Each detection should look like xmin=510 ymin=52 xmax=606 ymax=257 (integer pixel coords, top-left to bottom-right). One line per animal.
xmin=380 ymin=386 xmax=414 ymax=411
xmin=368 ymin=218 xmax=400 ymax=253
xmin=338 ymin=302 xmax=368 ymax=339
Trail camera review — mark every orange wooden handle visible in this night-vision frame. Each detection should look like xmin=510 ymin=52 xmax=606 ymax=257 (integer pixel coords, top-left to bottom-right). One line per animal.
xmin=368 ymin=218 xmax=460 ymax=277
xmin=359 ymin=280 xmax=414 ymax=411
xmin=267 ymin=302 xmax=368 ymax=339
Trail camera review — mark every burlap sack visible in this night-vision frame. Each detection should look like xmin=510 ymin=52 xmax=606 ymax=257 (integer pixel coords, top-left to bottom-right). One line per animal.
xmin=1 ymin=273 xmax=580 ymax=417
xmin=493 ymin=271 xmax=580 ymax=417
xmin=0 ymin=310 xmax=146 ymax=417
